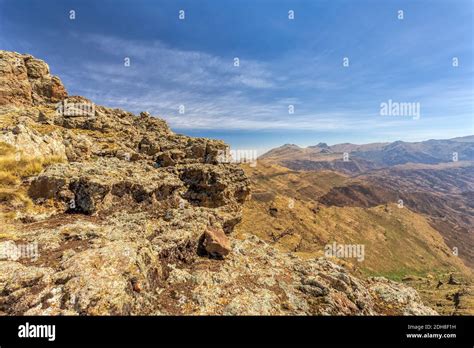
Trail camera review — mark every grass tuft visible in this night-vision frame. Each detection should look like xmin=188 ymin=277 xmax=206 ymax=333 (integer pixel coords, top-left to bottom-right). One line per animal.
xmin=0 ymin=142 xmax=66 ymax=210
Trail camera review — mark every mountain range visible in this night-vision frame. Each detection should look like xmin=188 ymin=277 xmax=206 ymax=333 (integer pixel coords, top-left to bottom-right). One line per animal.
xmin=261 ymin=137 xmax=474 ymax=173
xmin=241 ymin=136 xmax=474 ymax=313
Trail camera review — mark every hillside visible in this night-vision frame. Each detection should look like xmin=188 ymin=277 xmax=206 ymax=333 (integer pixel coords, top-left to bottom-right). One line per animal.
xmin=235 ymin=161 xmax=474 ymax=315
xmin=260 ymin=138 xmax=474 ymax=270
xmin=320 ymin=162 xmax=474 ymax=269
xmin=256 ymin=138 xmax=474 ymax=315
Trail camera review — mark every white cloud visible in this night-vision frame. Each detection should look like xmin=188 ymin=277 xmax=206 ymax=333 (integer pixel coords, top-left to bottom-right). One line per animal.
xmin=61 ymin=32 xmax=473 ymax=134
xmin=74 ymin=33 xmax=276 ymax=90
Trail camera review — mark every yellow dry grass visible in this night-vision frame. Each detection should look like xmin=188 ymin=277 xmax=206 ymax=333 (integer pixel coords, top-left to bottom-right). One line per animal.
xmin=0 ymin=112 xmax=16 ymax=128
xmin=0 ymin=141 xmax=65 ymax=211
xmin=0 ymin=171 xmax=19 ymax=186
xmin=30 ymin=123 xmax=61 ymax=135
xmin=0 ymin=142 xmax=64 ymax=178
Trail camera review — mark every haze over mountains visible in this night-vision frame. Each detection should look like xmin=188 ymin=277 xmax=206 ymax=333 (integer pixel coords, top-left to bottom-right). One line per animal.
xmin=261 ymin=136 xmax=474 ymax=173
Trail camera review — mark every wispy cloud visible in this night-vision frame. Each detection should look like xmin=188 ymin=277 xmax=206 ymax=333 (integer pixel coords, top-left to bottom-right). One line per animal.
xmin=74 ymin=33 xmax=276 ymax=90
xmin=57 ymin=34 xmax=404 ymax=131
xmin=1 ymin=0 xmax=472 ymax=147
xmin=58 ymin=23 xmax=472 ymax=134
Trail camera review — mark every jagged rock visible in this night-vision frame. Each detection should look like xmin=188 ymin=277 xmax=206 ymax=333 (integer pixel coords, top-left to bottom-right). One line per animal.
xmin=63 ymin=131 xmax=93 ymax=162
xmin=29 ymin=158 xmax=184 ymax=214
xmin=0 ymin=51 xmax=67 ymax=107
xmin=179 ymin=164 xmax=250 ymax=208
xmin=368 ymin=277 xmax=438 ymax=315
xmin=298 ymin=277 xmax=329 ymax=297
xmin=0 ymin=226 xmax=437 ymax=315
xmin=202 ymin=227 xmax=231 ymax=257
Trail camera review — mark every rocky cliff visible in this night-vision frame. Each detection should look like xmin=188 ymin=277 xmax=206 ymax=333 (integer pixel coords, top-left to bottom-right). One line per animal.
xmin=0 ymin=51 xmax=437 ymax=315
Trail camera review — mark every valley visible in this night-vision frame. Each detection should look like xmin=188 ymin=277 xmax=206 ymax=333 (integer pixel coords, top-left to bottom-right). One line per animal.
xmin=236 ymin=140 xmax=474 ymax=314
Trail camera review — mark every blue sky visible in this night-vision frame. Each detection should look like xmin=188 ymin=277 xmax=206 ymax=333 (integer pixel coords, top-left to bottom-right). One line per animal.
xmin=0 ymin=0 xmax=472 ymax=153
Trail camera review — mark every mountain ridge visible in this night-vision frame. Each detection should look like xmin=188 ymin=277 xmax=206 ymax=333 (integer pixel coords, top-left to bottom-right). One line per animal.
xmin=261 ymin=136 xmax=474 ymax=165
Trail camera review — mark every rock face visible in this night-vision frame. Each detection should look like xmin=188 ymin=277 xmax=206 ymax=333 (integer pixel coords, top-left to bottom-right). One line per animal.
xmin=0 ymin=51 xmax=68 ymax=107
xmin=0 ymin=50 xmax=437 ymax=315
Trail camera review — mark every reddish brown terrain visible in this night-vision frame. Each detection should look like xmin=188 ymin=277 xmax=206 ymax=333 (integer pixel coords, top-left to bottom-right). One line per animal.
xmin=247 ymin=140 xmax=474 ymax=314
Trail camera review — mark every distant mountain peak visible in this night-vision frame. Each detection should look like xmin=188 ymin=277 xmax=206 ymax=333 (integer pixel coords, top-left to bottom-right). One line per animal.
xmin=281 ymin=143 xmax=300 ymax=148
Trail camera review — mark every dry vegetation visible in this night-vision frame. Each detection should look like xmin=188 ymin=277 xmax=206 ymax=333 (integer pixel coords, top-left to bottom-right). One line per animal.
xmin=0 ymin=141 xmax=64 ymax=215
xmin=235 ymin=160 xmax=474 ymax=314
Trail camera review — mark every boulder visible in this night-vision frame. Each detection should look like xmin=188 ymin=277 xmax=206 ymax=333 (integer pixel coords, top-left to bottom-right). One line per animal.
xmin=202 ymin=227 xmax=232 ymax=257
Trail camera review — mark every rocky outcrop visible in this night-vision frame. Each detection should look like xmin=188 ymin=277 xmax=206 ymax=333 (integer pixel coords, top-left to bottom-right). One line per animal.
xmin=0 ymin=50 xmax=437 ymax=316
xmin=28 ymin=158 xmax=183 ymax=212
xmin=0 ymin=51 xmax=67 ymax=107
xmin=0 ymin=227 xmax=437 ymax=315
xmin=0 ymin=122 xmax=67 ymax=159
